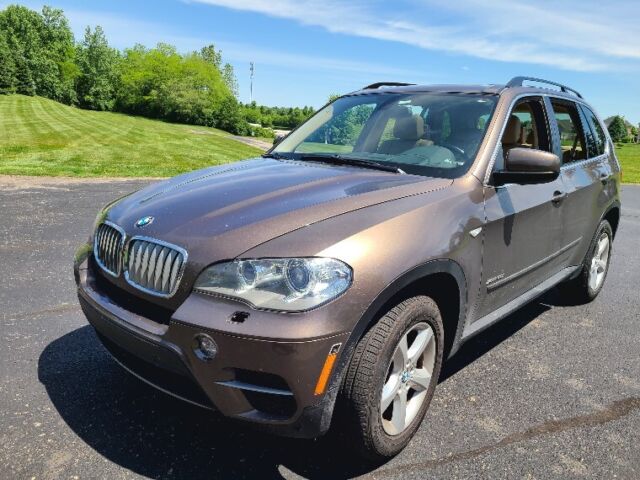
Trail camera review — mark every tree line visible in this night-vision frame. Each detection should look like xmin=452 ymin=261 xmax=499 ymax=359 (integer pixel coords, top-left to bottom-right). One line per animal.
xmin=241 ymin=102 xmax=315 ymax=130
xmin=0 ymin=5 xmax=314 ymax=135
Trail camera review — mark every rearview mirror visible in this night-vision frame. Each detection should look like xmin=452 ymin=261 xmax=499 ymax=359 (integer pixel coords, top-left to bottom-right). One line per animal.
xmin=493 ymin=148 xmax=560 ymax=186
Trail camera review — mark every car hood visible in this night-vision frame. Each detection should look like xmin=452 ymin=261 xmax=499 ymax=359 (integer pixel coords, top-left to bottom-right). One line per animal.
xmin=106 ymin=157 xmax=451 ymax=263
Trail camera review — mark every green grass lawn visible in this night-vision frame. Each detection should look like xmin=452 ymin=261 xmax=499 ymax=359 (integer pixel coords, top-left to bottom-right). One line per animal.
xmin=0 ymin=95 xmax=262 ymax=177
xmin=614 ymin=143 xmax=640 ymax=183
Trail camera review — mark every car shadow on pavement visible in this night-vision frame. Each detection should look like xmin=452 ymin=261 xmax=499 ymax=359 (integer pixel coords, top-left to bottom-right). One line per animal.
xmin=38 ymin=326 xmax=378 ymax=479
xmin=440 ymin=299 xmax=551 ymax=382
xmin=39 ymin=297 xmax=552 ymax=479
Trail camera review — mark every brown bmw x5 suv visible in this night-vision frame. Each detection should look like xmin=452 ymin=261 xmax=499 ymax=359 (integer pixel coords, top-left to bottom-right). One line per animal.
xmin=74 ymin=76 xmax=621 ymax=459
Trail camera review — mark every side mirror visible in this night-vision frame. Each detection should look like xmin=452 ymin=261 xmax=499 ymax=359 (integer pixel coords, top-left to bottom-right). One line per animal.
xmin=493 ymin=148 xmax=560 ymax=186
xmin=273 ymin=134 xmax=286 ymax=146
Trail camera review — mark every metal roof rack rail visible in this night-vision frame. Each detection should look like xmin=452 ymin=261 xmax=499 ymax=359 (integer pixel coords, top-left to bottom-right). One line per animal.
xmin=362 ymin=82 xmax=416 ymax=90
xmin=506 ymin=76 xmax=582 ymax=99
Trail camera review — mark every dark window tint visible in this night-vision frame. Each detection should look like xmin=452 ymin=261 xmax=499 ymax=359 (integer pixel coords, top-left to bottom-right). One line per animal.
xmin=578 ymin=107 xmax=598 ymax=158
xmin=580 ymin=105 xmax=606 ymax=157
xmin=550 ymin=100 xmax=586 ymax=163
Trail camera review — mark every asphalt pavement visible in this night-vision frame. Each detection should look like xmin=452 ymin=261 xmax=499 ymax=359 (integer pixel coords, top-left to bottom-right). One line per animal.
xmin=1 ymin=177 xmax=639 ymax=479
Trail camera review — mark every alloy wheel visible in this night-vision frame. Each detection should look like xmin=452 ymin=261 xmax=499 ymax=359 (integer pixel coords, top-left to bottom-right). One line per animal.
xmin=589 ymin=232 xmax=610 ymax=292
xmin=381 ymin=322 xmax=436 ymax=436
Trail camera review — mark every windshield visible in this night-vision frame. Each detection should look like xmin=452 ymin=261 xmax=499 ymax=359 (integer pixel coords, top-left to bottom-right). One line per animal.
xmin=272 ymin=92 xmax=498 ymax=178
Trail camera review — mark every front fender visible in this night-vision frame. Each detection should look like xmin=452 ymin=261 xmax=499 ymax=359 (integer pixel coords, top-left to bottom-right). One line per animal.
xmin=313 ymin=258 xmax=467 ymax=435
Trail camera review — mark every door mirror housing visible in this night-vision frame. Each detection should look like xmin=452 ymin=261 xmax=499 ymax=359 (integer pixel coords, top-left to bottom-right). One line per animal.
xmin=493 ymin=148 xmax=560 ymax=186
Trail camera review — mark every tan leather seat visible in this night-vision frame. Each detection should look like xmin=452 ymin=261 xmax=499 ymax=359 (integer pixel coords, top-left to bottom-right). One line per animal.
xmin=378 ymin=116 xmax=425 ymax=154
xmin=502 ymin=115 xmax=524 ymax=150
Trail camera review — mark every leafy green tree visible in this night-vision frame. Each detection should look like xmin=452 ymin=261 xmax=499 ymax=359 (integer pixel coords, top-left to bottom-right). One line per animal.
xmin=608 ymin=116 xmax=627 ymax=143
xmin=0 ymin=30 xmax=16 ymax=93
xmin=0 ymin=5 xmax=76 ymax=102
xmin=14 ymin=54 xmax=35 ymax=95
xmin=222 ymin=63 xmax=238 ymax=97
xmin=0 ymin=6 xmax=42 ymax=96
xmin=76 ymin=26 xmax=119 ymax=110
xmin=116 ymin=43 xmax=246 ymax=132
xmin=199 ymin=44 xmax=222 ymax=69
xmin=198 ymin=45 xmax=238 ymax=97
xmin=40 ymin=6 xmax=77 ymax=103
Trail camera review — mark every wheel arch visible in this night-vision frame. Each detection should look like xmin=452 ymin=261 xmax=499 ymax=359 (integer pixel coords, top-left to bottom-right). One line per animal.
xmin=603 ymin=203 xmax=621 ymax=238
xmin=354 ymin=258 xmax=466 ymax=352
xmin=316 ymin=259 xmax=468 ymax=435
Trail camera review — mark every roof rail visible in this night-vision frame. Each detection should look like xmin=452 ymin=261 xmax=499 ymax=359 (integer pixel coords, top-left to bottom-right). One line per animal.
xmin=362 ymin=82 xmax=416 ymax=90
xmin=506 ymin=76 xmax=582 ymax=99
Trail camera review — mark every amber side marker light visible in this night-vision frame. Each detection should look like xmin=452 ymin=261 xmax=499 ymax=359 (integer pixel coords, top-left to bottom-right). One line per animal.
xmin=314 ymin=343 xmax=342 ymax=395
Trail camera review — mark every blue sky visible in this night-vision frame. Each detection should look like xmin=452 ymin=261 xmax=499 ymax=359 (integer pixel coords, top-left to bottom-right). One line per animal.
xmin=6 ymin=0 xmax=640 ymax=123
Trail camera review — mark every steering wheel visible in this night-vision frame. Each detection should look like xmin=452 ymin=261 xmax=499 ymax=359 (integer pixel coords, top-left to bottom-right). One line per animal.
xmin=440 ymin=143 xmax=469 ymax=160
xmin=439 ymin=142 xmax=470 ymax=163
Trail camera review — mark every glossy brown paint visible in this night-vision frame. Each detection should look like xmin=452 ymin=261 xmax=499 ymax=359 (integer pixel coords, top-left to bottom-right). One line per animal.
xmin=99 ymin=158 xmax=448 ymax=311
xmin=75 ymin=81 xmax=621 ymax=438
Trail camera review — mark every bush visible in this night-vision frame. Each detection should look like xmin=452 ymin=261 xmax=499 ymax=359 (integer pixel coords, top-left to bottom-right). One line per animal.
xmin=115 ymin=43 xmax=241 ymax=132
xmin=214 ymin=96 xmax=249 ymax=135
xmin=247 ymin=125 xmax=276 ymax=138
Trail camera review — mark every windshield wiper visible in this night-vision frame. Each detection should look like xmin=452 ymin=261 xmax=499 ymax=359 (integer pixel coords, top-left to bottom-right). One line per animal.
xmin=299 ymin=153 xmax=404 ymax=174
xmin=261 ymin=152 xmax=289 ymax=159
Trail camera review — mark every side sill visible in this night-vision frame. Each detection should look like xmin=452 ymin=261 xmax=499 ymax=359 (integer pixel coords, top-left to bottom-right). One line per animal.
xmin=462 ymin=266 xmax=578 ymax=340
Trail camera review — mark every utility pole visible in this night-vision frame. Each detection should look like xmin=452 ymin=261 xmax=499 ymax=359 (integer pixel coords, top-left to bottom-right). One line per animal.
xmin=249 ymin=62 xmax=254 ymax=104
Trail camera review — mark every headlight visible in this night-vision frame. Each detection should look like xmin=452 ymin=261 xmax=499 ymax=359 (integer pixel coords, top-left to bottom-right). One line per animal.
xmin=193 ymin=258 xmax=352 ymax=311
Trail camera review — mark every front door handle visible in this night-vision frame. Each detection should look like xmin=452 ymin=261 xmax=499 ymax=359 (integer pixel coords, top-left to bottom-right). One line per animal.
xmin=552 ymin=191 xmax=568 ymax=205
xmin=600 ymin=172 xmax=609 ymax=185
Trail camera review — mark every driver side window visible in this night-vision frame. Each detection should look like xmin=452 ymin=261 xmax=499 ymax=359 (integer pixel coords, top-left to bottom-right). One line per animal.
xmin=497 ymin=97 xmax=550 ymax=169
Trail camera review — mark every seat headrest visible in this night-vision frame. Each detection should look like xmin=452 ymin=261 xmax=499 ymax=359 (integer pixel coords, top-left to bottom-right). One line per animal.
xmin=393 ymin=115 xmax=424 ymax=141
xmin=503 ymin=115 xmax=522 ymax=144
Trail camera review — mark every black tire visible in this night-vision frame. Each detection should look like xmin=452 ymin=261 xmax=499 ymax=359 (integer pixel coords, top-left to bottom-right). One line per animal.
xmin=559 ymin=219 xmax=613 ymax=303
xmin=336 ymin=296 xmax=444 ymax=460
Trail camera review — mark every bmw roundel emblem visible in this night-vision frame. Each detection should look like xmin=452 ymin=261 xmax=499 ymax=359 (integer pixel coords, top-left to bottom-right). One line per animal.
xmin=135 ymin=216 xmax=154 ymax=228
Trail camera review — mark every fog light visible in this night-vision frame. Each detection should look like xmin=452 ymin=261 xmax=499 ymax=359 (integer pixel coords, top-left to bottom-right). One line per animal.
xmin=193 ymin=334 xmax=218 ymax=362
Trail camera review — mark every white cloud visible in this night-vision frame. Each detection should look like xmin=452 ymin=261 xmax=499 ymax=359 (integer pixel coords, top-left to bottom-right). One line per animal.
xmin=61 ymin=8 xmax=423 ymax=81
xmin=215 ymin=41 xmax=418 ymax=77
xmin=191 ymin=0 xmax=640 ymax=71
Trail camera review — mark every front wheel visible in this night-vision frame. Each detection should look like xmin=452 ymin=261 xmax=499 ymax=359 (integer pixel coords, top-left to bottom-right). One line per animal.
xmin=336 ymin=296 xmax=444 ymax=460
xmin=560 ymin=219 xmax=613 ymax=303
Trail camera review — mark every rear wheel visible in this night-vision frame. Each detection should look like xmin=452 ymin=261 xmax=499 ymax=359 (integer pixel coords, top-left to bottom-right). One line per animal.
xmin=336 ymin=296 xmax=444 ymax=460
xmin=560 ymin=219 xmax=613 ymax=303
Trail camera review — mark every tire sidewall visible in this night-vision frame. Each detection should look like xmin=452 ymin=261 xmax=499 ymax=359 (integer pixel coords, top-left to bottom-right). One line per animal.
xmin=585 ymin=220 xmax=613 ymax=299
xmin=368 ymin=297 xmax=444 ymax=456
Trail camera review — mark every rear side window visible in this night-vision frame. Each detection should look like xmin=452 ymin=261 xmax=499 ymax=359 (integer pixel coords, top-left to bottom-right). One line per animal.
xmin=580 ymin=105 xmax=606 ymax=157
xmin=550 ymin=100 xmax=586 ymax=163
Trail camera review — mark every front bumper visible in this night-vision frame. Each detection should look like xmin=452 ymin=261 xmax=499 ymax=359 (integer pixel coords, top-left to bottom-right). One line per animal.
xmin=74 ymin=245 xmax=349 ymax=438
